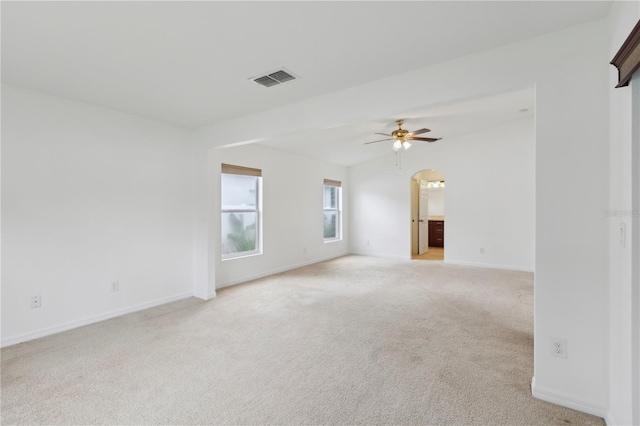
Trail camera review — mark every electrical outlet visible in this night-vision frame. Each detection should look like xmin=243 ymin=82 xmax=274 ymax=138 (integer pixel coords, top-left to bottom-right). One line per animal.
xmin=303 ymin=246 xmax=307 ymax=253
xmin=479 ymin=247 xmax=485 ymax=254
xmin=551 ymin=337 xmax=567 ymax=359
xmin=111 ymin=280 xmax=119 ymax=292
xmin=31 ymin=295 xmax=41 ymax=309
xmin=367 ymin=240 xmax=370 ymax=246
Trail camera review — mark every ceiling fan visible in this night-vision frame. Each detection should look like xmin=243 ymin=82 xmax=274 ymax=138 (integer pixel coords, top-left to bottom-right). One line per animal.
xmin=365 ymin=119 xmax=441 ymax=151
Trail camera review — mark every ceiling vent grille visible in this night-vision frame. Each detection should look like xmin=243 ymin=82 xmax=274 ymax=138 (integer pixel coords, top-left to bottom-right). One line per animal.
xmin=251 ymin=69 xmax=297 ymax=88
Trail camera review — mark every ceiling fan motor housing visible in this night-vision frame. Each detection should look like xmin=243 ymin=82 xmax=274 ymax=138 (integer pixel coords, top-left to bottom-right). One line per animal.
xmin=392 ymin=129 xmax=409 ymax=139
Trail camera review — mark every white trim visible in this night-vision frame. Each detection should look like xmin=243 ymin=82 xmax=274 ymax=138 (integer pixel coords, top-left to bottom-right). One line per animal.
xmin=531 ymin=377 xmax=607 ymax=420
xmin=216 ymin=252 xmax=349 ymax=289
xmin=1 ymin=292 xmax=193 ymax=348
xmin=348 ymin=251 xmax=412 ymax=261
xmin=630 ymin=73 xmax=640 ymax=426
xmin=221 ymin=250 xmax=262 ymax=261
xmin=603 ymin=411 xmax=619 ymax=426
xmin=323 ymin=238 xmax=343 ymax=244
xmin=444 ymin=259 xmax=534 ymax=272
xmin=193 ymin=290 xmax=217 ymax=301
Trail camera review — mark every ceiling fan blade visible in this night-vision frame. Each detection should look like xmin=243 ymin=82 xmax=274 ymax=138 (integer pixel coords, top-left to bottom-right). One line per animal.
xmin=409 ymin=128 xmax=431 ymax=136
xmin=374 ymin=132 xmax=392 ymax=137
xmin=409 ymin=137 xmax=441 ymax=142
xmin=364 ymin=138 xmax=393 ymax=145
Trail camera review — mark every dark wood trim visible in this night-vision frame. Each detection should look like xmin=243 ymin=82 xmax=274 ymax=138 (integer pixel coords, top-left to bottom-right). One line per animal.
xmin=221 ymin=163 xmax=262 ymax=177
xmin=323 ymin=179 xmax=342 ymax=187
xmin=611 ymin=19 xmax=640 ymax=88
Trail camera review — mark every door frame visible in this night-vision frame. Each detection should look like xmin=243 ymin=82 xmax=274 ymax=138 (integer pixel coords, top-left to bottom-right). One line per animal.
xmin=411 ymin=179 xmax=419 ymax=255
xmin=410 ymin=169 xmax=445 ymax=259
xmin=631 ymin=72 xmax=640 ymax=426
xmin=418 ymin=179 xmax=429 ymax=255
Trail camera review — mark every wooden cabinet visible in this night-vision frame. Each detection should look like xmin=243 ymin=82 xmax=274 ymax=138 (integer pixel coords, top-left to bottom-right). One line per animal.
xmin=428 ymin=220 xmax=444 ymax=247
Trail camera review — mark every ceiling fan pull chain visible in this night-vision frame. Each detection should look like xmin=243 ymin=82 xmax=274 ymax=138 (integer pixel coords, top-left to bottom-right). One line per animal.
xmin=395 ymin=150 xmax=402 ymax=170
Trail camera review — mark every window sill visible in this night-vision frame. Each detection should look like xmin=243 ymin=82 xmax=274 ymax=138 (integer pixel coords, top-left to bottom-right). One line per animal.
xmin=222 ymin=251 xmax=262 ymax=261
xmin=323 ymin=238 xmax=342 ymax=244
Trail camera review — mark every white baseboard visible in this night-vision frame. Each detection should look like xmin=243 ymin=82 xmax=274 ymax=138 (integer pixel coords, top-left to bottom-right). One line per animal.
xmin=531 ymin=376 xmax=607 ymax=420
xmin=349 ymin=251 xmax=411 ymax=261
xmin=1 ymin=292 xmax=193 ymax=348
xmin=216 ymin=252 xmax=350 ymax=289
xmin=444 ymin=259 xmax=534 ymax=272
xmin=193 ymin=290 xmax=217 ymax=300
xmin=603 ymin=411 xmax=618 ymax=426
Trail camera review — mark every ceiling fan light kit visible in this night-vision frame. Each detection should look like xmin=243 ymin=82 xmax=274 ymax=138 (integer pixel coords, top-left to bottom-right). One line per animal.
xmin=365 ymin=119 xmax=441 ymax=151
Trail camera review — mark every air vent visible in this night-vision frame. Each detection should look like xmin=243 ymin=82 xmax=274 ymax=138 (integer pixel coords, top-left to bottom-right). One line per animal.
xmin=254 ymin=76 xmax=280 ymax=87
xmin=251 ymin=69 xmax=297 ymax=88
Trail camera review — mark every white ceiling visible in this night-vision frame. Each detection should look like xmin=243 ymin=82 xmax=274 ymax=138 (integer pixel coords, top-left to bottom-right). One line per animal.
xmin=2 ymin=1 xmax=610 ymax=129
xmin=257 ymin=88 xmax=535 ymax=166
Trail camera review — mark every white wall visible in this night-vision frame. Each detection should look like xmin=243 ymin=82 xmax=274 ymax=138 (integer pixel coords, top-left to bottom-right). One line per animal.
xmin=194 ymin=20 xmax=611 ymax=416
xmin=350 ymin=116 xmax=534 ymax=271
xmin=1 ymin=85 xmax=195 ymax=346
xmin=607 ymin=2 xmax=640 ymax=425
xmin=427 ymin=188 xmax=445 ymax=217
xmin=210 ymin=144 xmax=349 ymax=288
xmin=632 ymin=71 xmax=640 ymax=426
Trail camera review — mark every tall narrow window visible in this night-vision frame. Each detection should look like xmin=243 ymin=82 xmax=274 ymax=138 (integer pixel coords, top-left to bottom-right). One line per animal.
xmin=323 ymin=179 xmax=341 ymax=241
xmin=221 ymin=164 xmax=261 ymax=259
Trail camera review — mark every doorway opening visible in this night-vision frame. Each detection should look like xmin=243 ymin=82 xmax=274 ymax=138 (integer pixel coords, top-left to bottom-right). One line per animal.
xmin=411 ymin=169 xmax=445 ymax=260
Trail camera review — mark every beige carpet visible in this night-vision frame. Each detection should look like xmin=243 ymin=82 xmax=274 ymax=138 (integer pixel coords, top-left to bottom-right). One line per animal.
xmin=1 ymin=255 xmax=603 ymax=425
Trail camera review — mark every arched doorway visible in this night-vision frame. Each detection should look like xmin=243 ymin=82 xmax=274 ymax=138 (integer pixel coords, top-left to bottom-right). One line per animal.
xmin=411 ymin=169 xmax=445 ymax=260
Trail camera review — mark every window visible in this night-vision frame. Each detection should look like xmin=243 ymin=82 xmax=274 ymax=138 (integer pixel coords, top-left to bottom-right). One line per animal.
xmin=221 ymin=164 xmax=261 ymax=259
xmin=323 ymin=179 xmax=341 ymax=241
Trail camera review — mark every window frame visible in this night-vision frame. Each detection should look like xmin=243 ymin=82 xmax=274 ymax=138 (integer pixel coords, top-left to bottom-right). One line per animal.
xmin=221 ymin=164 xmax=262 ymax=260
xmin=323 ymin=179 xmax=342 ymax=242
